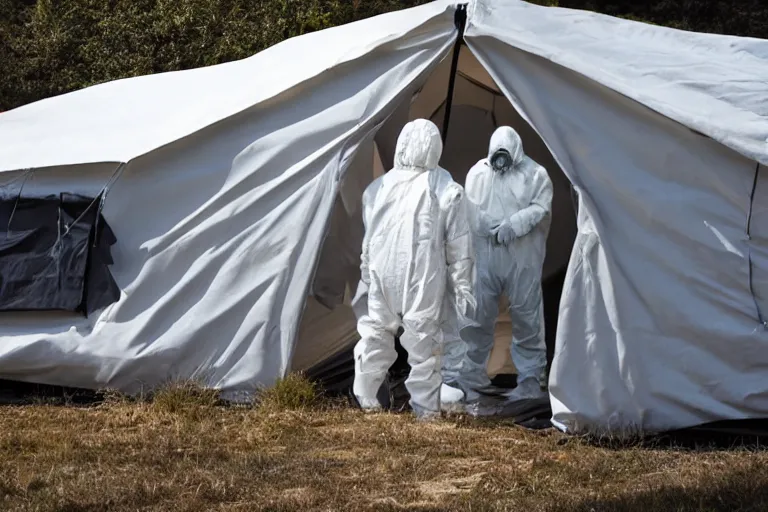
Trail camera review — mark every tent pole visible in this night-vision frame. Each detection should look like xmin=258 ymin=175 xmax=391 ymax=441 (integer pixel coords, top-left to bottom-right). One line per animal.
xmin=441 ymin=3 xmax=468 ymax=144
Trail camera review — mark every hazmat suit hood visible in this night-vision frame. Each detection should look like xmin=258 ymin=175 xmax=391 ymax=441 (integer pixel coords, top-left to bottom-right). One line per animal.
xmin=394 ymin=119 xmax=443 ymax=173
xmin=487 ymin=126 xmax=524 ymax=172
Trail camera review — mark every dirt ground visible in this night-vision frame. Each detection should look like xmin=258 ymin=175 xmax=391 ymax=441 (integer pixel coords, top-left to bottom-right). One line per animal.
xmin=1 ymin=380 xmax=767 ymax=512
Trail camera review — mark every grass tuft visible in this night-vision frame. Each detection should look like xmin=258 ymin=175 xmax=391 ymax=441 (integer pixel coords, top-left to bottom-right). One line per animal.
xmin=150 ymin=381 xmax=220 ymax=415
xmin=96 ymin=387 xmax=131 ymax=405
xmin=258 ymin=372 xmax=320 ymax=412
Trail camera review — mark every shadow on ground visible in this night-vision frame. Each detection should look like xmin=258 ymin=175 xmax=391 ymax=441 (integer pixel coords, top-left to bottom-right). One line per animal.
xmin=554 ymin=467 xmax=768 ymax=512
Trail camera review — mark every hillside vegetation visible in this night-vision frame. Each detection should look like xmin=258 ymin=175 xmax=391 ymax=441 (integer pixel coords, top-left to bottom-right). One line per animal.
xmin=0 ymin=0 xmax=765 ymax=111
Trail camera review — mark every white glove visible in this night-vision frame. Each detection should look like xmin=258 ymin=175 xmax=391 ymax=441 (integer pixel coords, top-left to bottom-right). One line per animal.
xmin=492 ymin=221 xmax=516 ymax=246
xmin=493 ymin=215 xmax=527 ymax=246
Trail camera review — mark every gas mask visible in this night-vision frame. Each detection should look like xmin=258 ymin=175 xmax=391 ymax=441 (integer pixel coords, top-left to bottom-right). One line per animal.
xmin=490 ymin=149 xmax=513 ymax=174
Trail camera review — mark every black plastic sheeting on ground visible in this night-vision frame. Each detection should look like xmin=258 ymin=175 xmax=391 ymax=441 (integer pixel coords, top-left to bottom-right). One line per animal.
xmin=657 ymin=419 xmax=768 ymax=449
xmin=0 ymin=379 xmax=104 ymax=406
xmin=0 ymin=193 xmax=119 ymax=316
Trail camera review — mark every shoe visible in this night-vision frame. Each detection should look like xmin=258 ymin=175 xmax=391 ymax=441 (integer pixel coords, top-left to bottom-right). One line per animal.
xmin=503 ymin=377 xmax=547 ymax=402
xmin=411 ymin=402 xmax=442 ymax=422
xmin=356 ymin=395 xmax=385 ymax=412
xmin=440 ymin=383 xmax=465 ymax=414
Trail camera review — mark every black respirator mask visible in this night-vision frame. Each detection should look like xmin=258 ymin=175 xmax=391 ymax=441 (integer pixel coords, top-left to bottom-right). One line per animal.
xmin=490 ymin=149 xmax=514 ymax=174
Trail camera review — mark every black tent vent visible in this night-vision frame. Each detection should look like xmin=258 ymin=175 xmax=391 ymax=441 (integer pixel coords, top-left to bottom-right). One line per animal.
xmin=0 ymin=192 xmax=120 ymax=316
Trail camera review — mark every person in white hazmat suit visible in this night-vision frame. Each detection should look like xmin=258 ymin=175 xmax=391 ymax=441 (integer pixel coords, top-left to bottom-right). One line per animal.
xmin=353 ymin=119 xmax=475 ymax=418
xmin=461 ymin=126 xmax=553 ymax=404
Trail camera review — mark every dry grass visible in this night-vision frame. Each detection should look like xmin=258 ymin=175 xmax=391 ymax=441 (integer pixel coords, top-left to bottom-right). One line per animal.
xmin=258 ymin=373 xmax=320 ymax=412
xmin=1 ymin=379 xmax=767 ymax=511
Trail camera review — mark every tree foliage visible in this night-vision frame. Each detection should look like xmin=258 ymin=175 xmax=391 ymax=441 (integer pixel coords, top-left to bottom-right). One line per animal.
xmin=0 ymin=0 xmax=764 ymax=111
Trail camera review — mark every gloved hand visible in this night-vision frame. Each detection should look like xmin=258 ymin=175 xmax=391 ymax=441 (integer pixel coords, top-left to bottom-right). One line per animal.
xmin=493 ymin=214 xmax=528 ymax=246
xmin=492 ymin=221 xmax=517 ymax=246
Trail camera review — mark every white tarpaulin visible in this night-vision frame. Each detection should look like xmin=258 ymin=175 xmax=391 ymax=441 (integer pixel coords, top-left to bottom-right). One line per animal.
xmin=0 ymin=1 xmax=457 ymax=394
xmin=467 ymin=0 xmax=768 ymax=433
xmin=1 ymin=0 xmax=767 ymax=433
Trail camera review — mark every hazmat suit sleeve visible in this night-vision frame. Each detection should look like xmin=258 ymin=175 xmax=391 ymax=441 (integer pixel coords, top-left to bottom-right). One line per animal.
xmin=358 ymin=185 xmax=377 ymax=287
xmin=464 ymin=162 xmax=494 ymax=238
xmin=443 ymin=186 xmax=476 ymax=322
xmin=505 ymin=163 xmax=553 ymax=239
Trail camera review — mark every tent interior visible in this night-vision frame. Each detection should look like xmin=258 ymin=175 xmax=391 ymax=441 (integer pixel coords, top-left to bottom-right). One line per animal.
xmin=295 ymin=44 xmax=577 ymax=394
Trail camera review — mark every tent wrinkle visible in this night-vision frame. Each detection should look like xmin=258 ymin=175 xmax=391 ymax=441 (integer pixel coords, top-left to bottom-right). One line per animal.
xmin=4 ymin=170 xmax=33 ymax=234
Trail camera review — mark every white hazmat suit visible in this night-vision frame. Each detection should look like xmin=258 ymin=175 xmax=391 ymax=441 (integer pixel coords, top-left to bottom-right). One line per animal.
xmin=461 ymin=126 xmax=553 ymax=401
xmin=353 ymin=119 xmax=474 ymax=417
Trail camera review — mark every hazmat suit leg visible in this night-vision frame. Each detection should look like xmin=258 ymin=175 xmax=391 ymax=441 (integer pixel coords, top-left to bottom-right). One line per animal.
xmin=504 ymin=262 xmax=547 ymax=400
xmin=458 ymin=260 xmax=502 ymax=396
xmin=354 ymin=266 xmax=444 ymax=416
xmin=440 ymin=293 xmax=464 ymax=386
xmin=400 ymin=314 xmax=443 ymax=417
xmin=440 ymin=297 xmax=467 ymax=412
xmin=353 ymin=276 xmax=400 ymax=410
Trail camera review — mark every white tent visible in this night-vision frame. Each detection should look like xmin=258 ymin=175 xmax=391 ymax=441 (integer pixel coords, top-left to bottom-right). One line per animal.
xmin=0 ymin=0 xmax=766 ymax=434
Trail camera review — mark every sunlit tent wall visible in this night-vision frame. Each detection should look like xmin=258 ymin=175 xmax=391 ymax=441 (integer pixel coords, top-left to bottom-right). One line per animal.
xmin=0 ymin=0 xmax=766 ymax=434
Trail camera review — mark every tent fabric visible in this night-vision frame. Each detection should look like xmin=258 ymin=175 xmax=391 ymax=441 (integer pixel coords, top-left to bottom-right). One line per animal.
xmin=466 ymin=0 xmax=768 ymax=168
xmin=0 ymin=2 xmax=458 ymax=394
xmin=292 ymin=140 xmax=385 ymax=374
xmin=467 ymin=0 xmax=768 ymax=433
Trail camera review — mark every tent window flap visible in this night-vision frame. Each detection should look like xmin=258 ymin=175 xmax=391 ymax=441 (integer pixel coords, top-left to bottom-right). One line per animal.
xmin=0 ymin=193 xmax=119 ymax=315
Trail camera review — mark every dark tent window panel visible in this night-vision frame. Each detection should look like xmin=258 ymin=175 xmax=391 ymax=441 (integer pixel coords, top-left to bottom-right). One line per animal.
xmin=0 ymin=193 xmax=119 ymax=316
